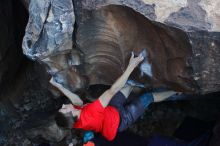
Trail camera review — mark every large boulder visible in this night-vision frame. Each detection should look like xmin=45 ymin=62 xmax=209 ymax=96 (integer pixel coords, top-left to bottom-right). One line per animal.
xmin=75 ymin=0 xmax=220 ymax=32
xmin=22 ymin=0 xmax=220 ymax=94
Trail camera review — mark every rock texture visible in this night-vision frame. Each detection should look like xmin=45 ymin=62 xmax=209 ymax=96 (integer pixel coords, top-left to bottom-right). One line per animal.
xmin=76 ymin=5 xmax=195 ymax=92
xmin=188 ymin=32 xmax=220 ymax=94
xmin=0 ymin=60 xmax=72 ymax=145
xmin=0 ymin=1 xmax=71 ymax=144
xmin=24 ymin=117 xmax=69 ymax=142
xmin=74 ymin=0 xmax=220 ymax=31
xmin=22 ymin=0 xmax=220 ymax=94
xmin=0 ymin=1 xmax=219 ymax=145
xmin=22 ymin=0 xmax=74 ymax=60
xmin=22 ymin=0 xmax=88 ymax=92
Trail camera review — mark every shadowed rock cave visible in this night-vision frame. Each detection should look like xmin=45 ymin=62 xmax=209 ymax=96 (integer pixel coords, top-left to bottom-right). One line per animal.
xmin=1 ymin=0 xmax=220 ymax=146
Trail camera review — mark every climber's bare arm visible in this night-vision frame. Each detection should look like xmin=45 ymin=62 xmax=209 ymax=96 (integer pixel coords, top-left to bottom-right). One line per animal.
xmin=99 ymin=53 xmax=144 ymax=108
xmin=50 ymin=78 xmax=83 ymax=106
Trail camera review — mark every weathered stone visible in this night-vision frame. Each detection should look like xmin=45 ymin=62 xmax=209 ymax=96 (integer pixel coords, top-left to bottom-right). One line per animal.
xmin=22 ymin=0 xmax=220 ymax=94
xmin=73 ymin=0 xmax=220 ymax=93
xmin=23 ymin=0 xmax=220 ymax=31
xmin=199 ymin=0 xmax=220 ymax=31
xmin=22 ymin=0 xmax=75 ymax=60
xmin=53 ymin=66 xmax=88 ymax=92
xmin=42 ymin=49 xmax=83 ymax=74
xmin=188 ymin=32 xmax=220 ymax=94
xmin=165 ymin=0 xmax=211 ymax=31
xmin=75 ymin=0 xmax=220 ymax=32
xmin=24 ymin=117 xmax=69 ymax=142
xmin=76 ymin=5 xmax=195 ymax=92
xmin=22 ymin=0 xmax=88 ymax=91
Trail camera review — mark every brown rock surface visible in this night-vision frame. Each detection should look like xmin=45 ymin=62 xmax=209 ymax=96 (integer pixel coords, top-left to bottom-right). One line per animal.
xmin=76 ymin=5 xmax=195 ymax=92
xmin=22 ymin=0 xmax=220 ymax=93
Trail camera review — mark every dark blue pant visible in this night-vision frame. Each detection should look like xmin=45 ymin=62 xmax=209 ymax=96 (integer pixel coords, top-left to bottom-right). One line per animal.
xmin=109 ymin=92 xmax=154 ymax=132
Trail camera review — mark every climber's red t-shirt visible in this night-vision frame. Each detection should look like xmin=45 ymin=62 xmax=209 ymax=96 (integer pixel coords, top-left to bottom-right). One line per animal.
xmin=73 ymin=100 xmax=120 ymax=141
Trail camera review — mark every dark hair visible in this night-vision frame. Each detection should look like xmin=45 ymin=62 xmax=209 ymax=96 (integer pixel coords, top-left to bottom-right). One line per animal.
xmin=55 ymin=112 xmax=78 ymax=129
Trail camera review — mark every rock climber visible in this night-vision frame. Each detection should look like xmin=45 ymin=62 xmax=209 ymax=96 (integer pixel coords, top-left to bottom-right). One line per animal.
xmin=50 ymin=52 xmax=178 ymax=141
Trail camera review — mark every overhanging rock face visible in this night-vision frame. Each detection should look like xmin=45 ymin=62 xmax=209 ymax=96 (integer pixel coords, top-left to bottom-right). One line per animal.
xmin=76 ymin=5 xmax=195 ymax=92
xmin=23 ymin=0 xmax=220 ymax=94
